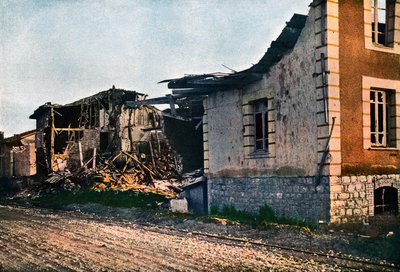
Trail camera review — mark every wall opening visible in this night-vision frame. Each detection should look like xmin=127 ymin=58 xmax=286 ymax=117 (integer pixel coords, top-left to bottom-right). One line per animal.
xmin=100 ymin=132 xmax=109 ymax=152
xmin=374 ymin=186 xmax=398 ymax=215
xmin=370 ymin=88 xmax=396 ymax=147
xmin=371 ymin=0 xmax=396 ymax=47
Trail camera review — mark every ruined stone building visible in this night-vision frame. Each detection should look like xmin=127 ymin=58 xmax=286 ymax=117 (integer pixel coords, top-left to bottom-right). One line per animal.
xmin=154 ymin=0 xmax=400 ymax=223
xmin=30 ymin=87 xmax=162 ymax=175
xmin=0 ymin=130 xmax=36 ymax=178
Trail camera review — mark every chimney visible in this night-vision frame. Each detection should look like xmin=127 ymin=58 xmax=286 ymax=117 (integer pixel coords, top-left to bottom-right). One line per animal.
xmin=0 ymin=131 xmax=4 ymax=141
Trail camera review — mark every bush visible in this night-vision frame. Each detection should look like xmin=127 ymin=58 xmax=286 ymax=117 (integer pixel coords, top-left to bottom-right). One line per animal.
xmin=35 ymin=189 xmax=168 ymax=209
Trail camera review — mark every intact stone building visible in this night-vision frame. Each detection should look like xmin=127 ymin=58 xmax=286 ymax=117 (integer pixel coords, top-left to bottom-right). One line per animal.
xmin=157 ymin=0 xmax=400 ymax=223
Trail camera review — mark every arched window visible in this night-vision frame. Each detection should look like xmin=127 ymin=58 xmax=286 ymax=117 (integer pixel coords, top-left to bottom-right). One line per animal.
xmin=374 ymin=186 xmax=398 ymax=215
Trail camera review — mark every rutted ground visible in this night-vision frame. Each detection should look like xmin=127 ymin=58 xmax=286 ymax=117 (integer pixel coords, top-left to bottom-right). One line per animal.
xmin=0 ymin=204 xmax=398 ymax=271
xmin=0 ymin=205 xmax=346 ymax=271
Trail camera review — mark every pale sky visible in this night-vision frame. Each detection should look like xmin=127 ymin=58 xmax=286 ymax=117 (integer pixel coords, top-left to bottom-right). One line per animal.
xmin=1 ymin=0 xmax=310 ymax=137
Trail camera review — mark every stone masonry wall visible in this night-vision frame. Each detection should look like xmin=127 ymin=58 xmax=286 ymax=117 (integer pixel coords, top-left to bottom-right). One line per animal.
xmin=208 ymin=176 xmax=330 ymax=223
xmin=330 ymin=174 xmax=400 ymax=223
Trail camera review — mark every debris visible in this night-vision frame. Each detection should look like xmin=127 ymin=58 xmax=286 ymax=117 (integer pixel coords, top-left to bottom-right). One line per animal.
xmin=170 ymin=198 xmax=189 ymax=213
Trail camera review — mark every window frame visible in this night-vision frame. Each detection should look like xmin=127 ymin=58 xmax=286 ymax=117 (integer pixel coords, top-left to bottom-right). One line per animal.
xmin=371 ymin=0 xmax=395 ymax=47
xmin=370 ymin=89 xmax=389 ymax=147
xmin=252 ymin=98 xmax=269 ymax=153
xmin=362 ymin=76 xmax=400 ymax=150
xmin=364 ymin=0 xmax=400 ymax=54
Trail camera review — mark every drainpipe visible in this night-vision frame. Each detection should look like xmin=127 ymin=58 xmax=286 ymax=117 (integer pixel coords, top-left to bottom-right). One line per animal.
xmin=315 ymin=116 xmax=336 ymax=189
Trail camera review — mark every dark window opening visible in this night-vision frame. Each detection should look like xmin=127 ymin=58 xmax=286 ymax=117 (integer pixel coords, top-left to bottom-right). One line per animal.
xmin=253 ymin=99 xmax=269 ymax=152
xmin=53 ymin=106 xmax=81 ymax=128
xmin=54 ymin=131 xmax=83 ymax=154
xmin=100 ymin=132 xmax=110 ymax=152
xmin=372 ymin=0 xmax=395 ymax=47
xmin=374 ymin=186 xmax=398 ymax=215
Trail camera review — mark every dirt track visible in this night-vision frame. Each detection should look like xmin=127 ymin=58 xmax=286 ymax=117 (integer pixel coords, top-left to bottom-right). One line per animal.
xmin=0 ymin=204 xmax=361 ymax=271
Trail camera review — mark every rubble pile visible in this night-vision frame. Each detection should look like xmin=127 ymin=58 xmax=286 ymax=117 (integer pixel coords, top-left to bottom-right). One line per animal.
xmin=40 ymin=133 xmax=184 ymax=197
xmin=90 ymin=150 xmax=182 ymax=197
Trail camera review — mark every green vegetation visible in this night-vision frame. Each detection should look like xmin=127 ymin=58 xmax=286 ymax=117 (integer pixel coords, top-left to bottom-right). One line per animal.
xmin=349 ymin=233 xmax=400 ymax=264
xmin=34 ymin=189 xmax=168 ymax=209
xmin=210 ymin=204 xmax=315 ymax=228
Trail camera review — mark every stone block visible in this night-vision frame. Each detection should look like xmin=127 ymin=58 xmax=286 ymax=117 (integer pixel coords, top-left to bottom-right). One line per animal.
xmin=347 ymin=200 xmax=355 ymax=208
xmin=348 ymin=184 xmax=356 ymax=192
xmin=346 ymin=209 xmax=353 ymax=216
xmin=353 ymin=209 xmax=362 ymax=216
xmin=333 ymin=200 xmax=345 ymax=208
xmin=342 ymin=176 xmax=351 ymax=184
xmin=359 ymin=176 xmax=367 ymax=183
xmin=338 ymin=193 xmax=350 ymax=200
xmin=331 ymin=185 xmax=342 ymax=193
xmin=355 ymin=183 xmax=364 ymax=191
xmin=330 ymin=176 xmax=340 ymax=185
xmin=170 ymin=198 xmax=188 ymax=213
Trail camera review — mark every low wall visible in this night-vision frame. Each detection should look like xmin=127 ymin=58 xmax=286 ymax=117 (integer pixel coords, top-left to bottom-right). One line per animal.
xmin=208 ymin=176 xmax=330 ymax=223
xmin=330 ymin=174 xmax=400 ymax=223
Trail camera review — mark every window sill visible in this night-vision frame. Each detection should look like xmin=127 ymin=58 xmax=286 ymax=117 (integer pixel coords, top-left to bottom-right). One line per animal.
xmin=368 ymin=147 xmax=400 ymax=151
xmin=365 ymin=42 xmax=400 ymax=54
xmin=246 ymin=151 xmax=275 ymax=159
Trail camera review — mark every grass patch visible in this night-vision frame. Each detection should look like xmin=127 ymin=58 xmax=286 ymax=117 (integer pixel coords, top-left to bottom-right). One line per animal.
xmin=34 ymin=189 xmax=168 ymax=209
xmin=349 ymin=233 xmax=400 ymax=264
xmin=210 ymin=205 xmax=315 ymax=228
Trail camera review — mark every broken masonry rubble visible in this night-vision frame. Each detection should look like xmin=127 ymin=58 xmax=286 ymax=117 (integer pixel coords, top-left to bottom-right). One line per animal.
xmin=28 ymin=86 xmax=202 ymax=197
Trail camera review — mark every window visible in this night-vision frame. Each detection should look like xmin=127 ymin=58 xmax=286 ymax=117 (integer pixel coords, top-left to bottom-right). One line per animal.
xmin=371 ymin=0 xmax=395 ymax=47
xmin=253 ymin=99 xmax=269 ymax=152
xmin=100 ymin=132 xmax=110 ymax=152
xmin=374 ymin=186 xmax=398 ymax=215
xmin=370 ymin=89 xmax=396 ymax=147
xmin=242 ymin=91 xmax=275 ymax=159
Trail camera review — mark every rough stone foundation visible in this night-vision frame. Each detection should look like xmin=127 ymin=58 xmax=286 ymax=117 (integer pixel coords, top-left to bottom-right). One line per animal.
xmin=208 ymin=177 xmax=330 ymax=223
xmin=330 ymin=174 xmax=400 ymax=223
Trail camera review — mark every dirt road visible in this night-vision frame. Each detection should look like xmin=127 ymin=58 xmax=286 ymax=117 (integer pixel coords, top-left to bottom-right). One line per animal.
xmin=0 ymin=205 xmax=391 ymax=271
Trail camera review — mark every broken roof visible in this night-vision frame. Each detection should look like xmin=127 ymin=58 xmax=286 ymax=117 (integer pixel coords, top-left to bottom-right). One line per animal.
xmin=0 ymin=129 xmax=36 ymax=146
xmin=160 ymin=13 xmax=307 ymax=92
xmin=30 ymin=87 xmax=145 ymax=119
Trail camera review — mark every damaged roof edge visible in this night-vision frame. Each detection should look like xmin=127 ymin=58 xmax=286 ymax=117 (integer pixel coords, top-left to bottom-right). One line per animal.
xmin=160 ymin=13 xmax=307 ymax=91
xmin=0 ymin=129 xmax=36 ymax=145
xmin=30 ymin=87 xmax=146 ymax=119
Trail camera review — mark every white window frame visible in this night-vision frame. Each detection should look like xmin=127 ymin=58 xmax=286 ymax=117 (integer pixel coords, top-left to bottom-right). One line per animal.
xmin=370 ymin=89 xmax=388 ymax=146
xmin=364 ymin=0 xmax=400 ymax=54
xmin=362 ymin=76 xmax=400 ymax=150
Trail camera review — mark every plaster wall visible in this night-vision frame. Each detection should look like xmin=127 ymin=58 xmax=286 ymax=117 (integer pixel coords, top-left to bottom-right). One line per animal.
xmin=205 ymin=7 xmax=320 ymax=177
xmin=339 ymin=0 xmax=400 ymax=175
xmin=13 ymin=142 xmax=36 ymax=177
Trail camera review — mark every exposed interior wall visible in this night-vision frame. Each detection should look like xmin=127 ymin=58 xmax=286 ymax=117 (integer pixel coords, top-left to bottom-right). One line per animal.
xmin=205 ymin=89 xmax=245 ymax=175
xmin=0 ymin=146 xmax=12 ymax=177
xmin=163 ymin=116 xmax=203 ymax=173
xmin=13 ymin=136 xmax=36 ymax=177
xmin=0 ymin=133 xmax=36 ymax=177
